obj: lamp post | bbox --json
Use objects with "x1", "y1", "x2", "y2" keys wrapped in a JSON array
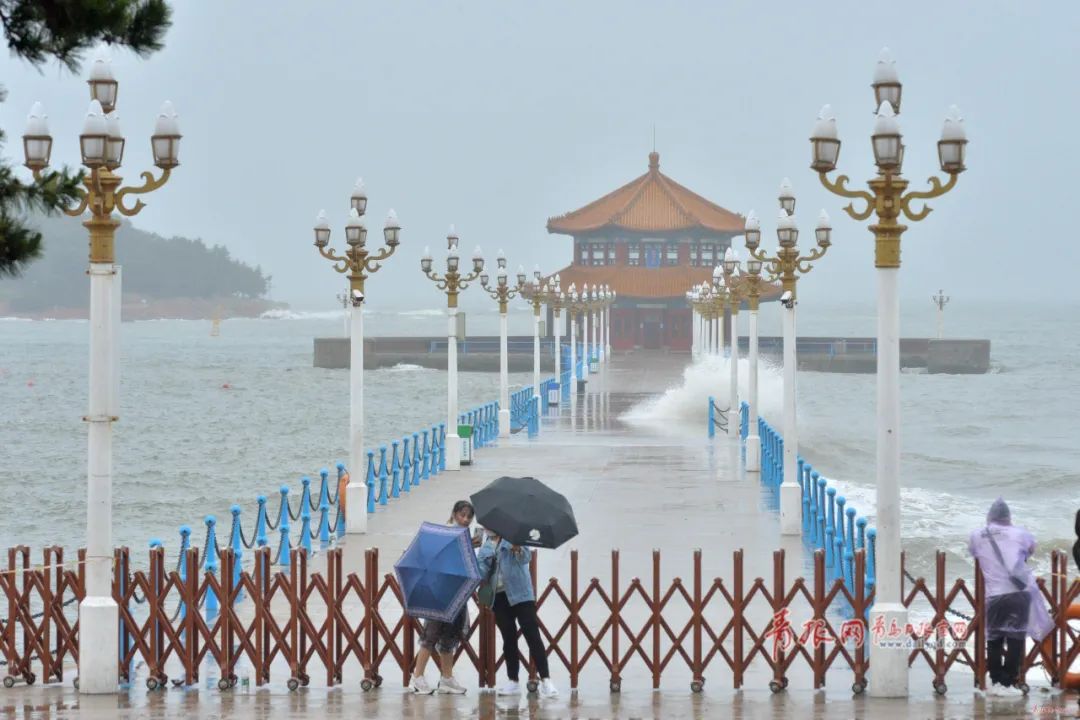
[
  {"x1": 741, "y1": 248, "x2": 765, "y2": 471},
  {"x1": 581, "y1": 284, "x2": 591, "y2": 378},
  {"x1": 722, "y1": 249, "x2": 745, "y2": 442},
  {"x1": 480, "y1": 251, "x2": 526, "y2": 438},
  {"x1": 421, "y1": 229, "x2": 485, "y2": 470},
  {"x1": 931, "y1": 289, "x2": 950, "y2": 339},
  {"x1": 313, "y1": 183, "x2": 401, "y2": 534},
  {"x1": 588, "y1": 286, "x2": 599, "y2": 372},
  {"x1": 686, "y1": 288, "x2": 699, "y2": 358},
  {"x1": 744, "y1": 182, "x2": 833, "y2": 536},
  {"x1": 811, "y1": 48, "x2": 966, "y2": 697},
  {"x1": 524, "y1": 267, "x2": 546, "y2": 402},
  {"x1": 545, "y1": 276, "x2": 565, "y2": 405},
  {"x1": 567, "y1": 283, "x2": 579, "y2": 389},
  {"x1": 21, "y1": 56, "x2": 181, "y2": 695}
]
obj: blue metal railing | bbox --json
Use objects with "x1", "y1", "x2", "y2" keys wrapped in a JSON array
[{"x1": 708, "y1": 400, "x2": 877, "y2": 597}]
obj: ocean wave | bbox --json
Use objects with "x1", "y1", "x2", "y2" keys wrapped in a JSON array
[
  {"x1": 259, "y1": 309, "x2": 351, "y2": 320},
  {"x1": 384, "y1": 363, "x2": 426, "y2": 372},
  {"x1": 620, "y1": 355, "x2": 784, "y2": 426},
  {"x1": 397, "y1": 309, "x2": 445, "y2": 318},
  {"x1": 0, "y1": 317, "x2": 32, "y2": 322}
]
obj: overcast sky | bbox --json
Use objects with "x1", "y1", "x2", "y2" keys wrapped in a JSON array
[{"x1": 1, "y1": 1, "x2": 1076, "y2": 312}]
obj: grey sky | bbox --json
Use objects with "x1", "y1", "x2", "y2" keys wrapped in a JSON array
[{"x1": 1, "y1": 1, "x2": 1075, "y2": 313}]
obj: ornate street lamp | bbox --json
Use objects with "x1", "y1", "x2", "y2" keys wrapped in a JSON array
[
  {"x1": 722, "y1": 248, "x2": 745, "y2": 440},
  {"x1": 811, "y1": 47, "x2": 966, "y2": 698},
  {"x1": 21, "y1": 55, "x2": 180, "y2": 695},
  {"x1": 481, "y1": 251, "x2": 526, "y2": 437},
  {"x1": 744, "y1": 184, "x2": 833, "y2": 533},
  {"x1": 421, "y1": 230, "x2": 485, "y2": 470},
  {"x1": 741, "y1": 234, "x2": 766, "y2": 472},
  {"x1": 312, "y1": 181, "x2": 401, "y2": 532}
]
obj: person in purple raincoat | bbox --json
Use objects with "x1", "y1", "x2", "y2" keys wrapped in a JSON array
[{"x1": 967, "y1": 498, "x2": 1053, "y2": 696}]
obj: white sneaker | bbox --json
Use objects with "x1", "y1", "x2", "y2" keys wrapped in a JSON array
[
  {"x1": 496, "y1": 680, "x2": 520, "y2": 696},
  {"x1": 410, "y1": 675, "x2": 434, "y2": 694},
  {"x1": 539, "y1": 678, "x2": 559, "y2": 698},
  {"x1": 437, "y1": 676, "x2": 466, "y2": 695},
  {"x1": 989, "y1": 682, "x2": 1023, "y2": 698}
]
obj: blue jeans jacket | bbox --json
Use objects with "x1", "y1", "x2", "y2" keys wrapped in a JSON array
[{"x1": 477, "y1": 539, "x2": 534, "y2": 606}]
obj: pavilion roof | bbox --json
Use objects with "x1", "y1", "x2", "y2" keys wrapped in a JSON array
[{"x1": 546, "y1": 152, "x2": 745, "y2": 236}]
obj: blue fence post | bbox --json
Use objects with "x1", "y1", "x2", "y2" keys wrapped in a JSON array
[
  {"x1": 834, "y1": 494, "x2": 846, "y2": 555},
  {"x1": 816, "y1": 477, "x2": 827, "y2": 548},
  {"x1": 412, "y1": 432, "x2": 421, "y2": 486},
  {"x1": 317, "y1": 467, "x2": 331, "y2": 510},
  {"x1": 254, "y1": 496, "x2": 268, "y2": 548},
  {"x1": 431, "y1": 425, "x2": 441, "y2": 475},
  {"x1": 229, "y1": 504, "x2": 244, "y2": 601},
  {"x1": 797, "y1": 458, "x2": 807, "y2": 531},
  {"x1": 318, "y1": 503, "x2": 331, "y2": 548},
  {"x1": 845, "y1": 506, "x2": 857, "y2": 586},
  {"x1": 177, "y1": 525, "x2": 191, "y2": 621},
  {"x1": 866, "y1": 528, "x2": 877, "y2": 595},
  {"x1": 391, "y1": 440, "x2": 401, "y2": 498},
  {"x1": 856, "y1": 517, "x2": 867, "y2": 554},
  {"x1": 825, "y1": 524, "x2": 835, "y2": 573},
  {"x1": 401, "y1": 437, "x2": 412, "y2": 493},
  {"x1": 300, "y1": 497, "x2": 313, "y2": 555},
  {"x1": 377, "y1": 446, "x2": 389, "y2": 506},
  {"x1": 277, "y1": 486, "x2": 291, "y2": 531},
  {"x1": 203, "y1": 515, "x2": 220, "y2": 620},
  {"x1": 439, "y1": 423, "x2": 447, "y2": 471},
  {"x1": 420, "y1": 430, "x2": 431, "y2": 481},
  {"x1": 335, "y1": 462, "x2": 347, "y2": 539},
  {"x1": 826, "y1": 488, "x2": 837, "y2": 555},
  {"x1": 299, "y1": 476, "x2": 313, "y2": 521},
  {"x1": 365, "y1": 450, "x2": 376, "y2": 513},
  {"x1": 278, "y1": 523, "x2": 291, "y2": 568}
]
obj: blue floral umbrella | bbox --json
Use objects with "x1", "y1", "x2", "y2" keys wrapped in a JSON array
[{"x1": 394, "y1": 522, "x2": 482, "y2": 622}]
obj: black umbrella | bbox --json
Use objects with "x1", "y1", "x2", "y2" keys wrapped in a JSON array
[{"x1": 470, "y1": 476, "x2": 578, "y2": 549}]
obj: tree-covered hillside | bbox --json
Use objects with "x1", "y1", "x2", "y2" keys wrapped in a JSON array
[{"x1": 0, "y1": 214, "x2": 270, "y2": 312}]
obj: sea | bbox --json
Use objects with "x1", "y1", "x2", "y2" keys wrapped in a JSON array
[{"x1": 1, "y1": 300, "x2": 1078, "y2": 582}]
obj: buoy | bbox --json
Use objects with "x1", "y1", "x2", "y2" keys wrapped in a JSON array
[
  {"x1": 221, "y1": 383, "x2": 231, "y2": 390},
  {"x1": 1063, "y1": 602, "x2": 1080, "y2": 690}
]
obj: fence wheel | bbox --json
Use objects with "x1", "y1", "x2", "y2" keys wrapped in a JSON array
[
  {"x1": 1017, "y1": 682, "x2": 1029, "y2": 695},
  {"x1": 373, "y1": 674, "x2": 383, "y2": 688},
  {"x1": 933, "y1": 681, "x2": 947, "y2": 696},
  {"x1": 690, "y1": 680, "x2": 704, "y2": 693},
  {"x1": 360, "y1": 678, "x2": 374, "y2": 692},
  {"x1": 2, "y1": 676, "x2": 14, "y2": 689},
  {"x1": 852, "y1": 681, "x2": 866, "y2": 695},
  {"x1": 769, "y1": 680, "x2": 784, "y2": 694},
  {"x1": 287, "y1": 677, "x2": 301, "y2": 692},
  {"x1": 73, "y1": 676, "x2": 79, "y2": 690},
  {"x1": 217, "y1": 678, "x2": 231, "y2": 691},
  {"x1": 526, "y1": 680, "x2": 539, "y2": 693},
  {"x1": 300, "y1": 673, "x2": 310, "y2": 687},
  {"x1": 609, "y1": 680, "x2": 621, "y2": 693}
]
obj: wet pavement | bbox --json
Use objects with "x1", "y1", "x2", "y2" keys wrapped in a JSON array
[
  {"x1": 3, "y1": 352, "x2": 1077, "y2": 717},
  {"x1": 2, "y1": 683, "x2": 1076, "y2": 719}
]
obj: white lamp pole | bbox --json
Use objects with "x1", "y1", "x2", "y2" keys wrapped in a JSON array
[
  {"x1": 528, "y1": 268, "x2": 544, "y2": 401},
  {"x1": 745, "y1": 185, "x2": 833, "y2": 535},
  {"x1": 582, "y1": 284, "x2": 591, "y2": 378},
  {"x1": 723, "y1": 248, "x2": 742, "y2": 439},
  {"x1": 481, "y1": 253, "x2": 525, "y2": 438},
  {"x1": 743, "y1": 233, "x2": 764, "y2": 472},
  {"x1": 421, "y1": 231, "x2": 484, "y2": 470},
  {"x1": 812, "y1": 49, "x2": 966, "y2": 696},
  {"x1": 568, "y1": 283, "x2": 579, "y2": 388},
  {"x1": 21, "y1": 59, "x2": 183, "y2": 694},
  {"x1": 314, "y1": 185, "x2": 401, "y2": 535}
]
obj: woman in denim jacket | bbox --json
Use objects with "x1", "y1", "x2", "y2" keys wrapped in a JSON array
[{"x1": 477, "y1": 532, "x2": 558, "y2": 698}]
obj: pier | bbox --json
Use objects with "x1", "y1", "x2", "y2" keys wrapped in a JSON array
[{"x1": 1, "y1": 354, "x2": 1075, "y2": 718}]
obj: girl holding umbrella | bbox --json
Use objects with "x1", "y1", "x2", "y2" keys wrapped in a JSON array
[
  {"x1": 408, "y1": 500, "x2": 480, "y2": 695},
  {"x1": 472, "y1": 476, "x2": 577, "y2": 699}
]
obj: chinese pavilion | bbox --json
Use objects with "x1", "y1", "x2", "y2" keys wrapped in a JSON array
[{"x1": 547, "y1": 151, "x2": 764, "y2": 351}]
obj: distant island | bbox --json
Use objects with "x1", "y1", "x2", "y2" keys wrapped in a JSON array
[{"x1": 0, "y1": 215, "x2": 286, "y2": 320}]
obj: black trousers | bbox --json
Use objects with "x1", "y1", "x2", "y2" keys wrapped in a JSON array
[
  {"x1": 986, "y1": 591, "x2": 1030, "y2": 687},
  {"x1": 492, "y1": 592, "x2": 549, "y2": 681}
]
